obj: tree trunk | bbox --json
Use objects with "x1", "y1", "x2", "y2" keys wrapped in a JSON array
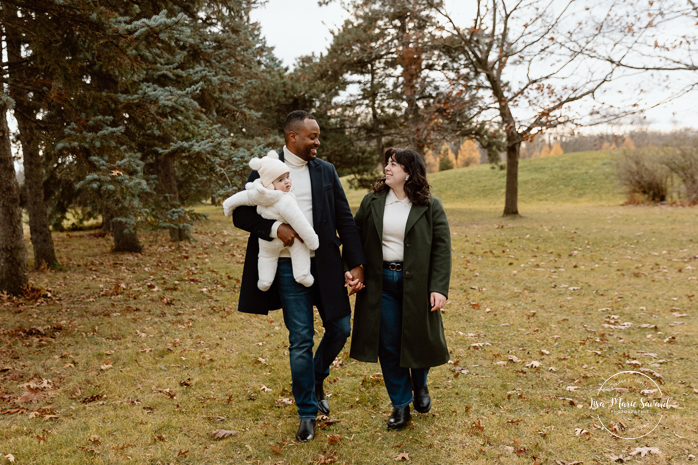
[
  {"x1": 370, "y1": 63, "x2": 384, "y2": 160},
  {"x1": 503, "y1": 135, "x2": 521, "y2": 216},
  {"x1": 0, "y1": 97, "x2": 29, "y2": 294},
  {"x1": 102, "y1": 209, "x2": 113, "y2": 233},
  {"x1": 112, "y1": 220, "x2": 143, "y2": 253},
  {"x1": 155, "y1": 153, "x2": 191, "y2": 242},
  {"x1": 6, "y1": 6, "x2": 59, "y2": 269},
  {"x1": 397, "y1": 14, "x2": 424, "y2": 151}
]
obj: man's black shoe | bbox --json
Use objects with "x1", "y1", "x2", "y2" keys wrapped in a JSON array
[
  {"x1": 413, "y1": 385, "x2": 431, "y2": 413},
  {"x1": 295, "y1": 419, "x2": 316, "y2": 442},
  {"x1": 315, "y1": 382, "x2": 330, "y2": 415},
  {"x1": 387, "y1": 405, "x2": 411, "y2": 430}
]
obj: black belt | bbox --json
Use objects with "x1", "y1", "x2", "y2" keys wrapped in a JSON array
[{"x1": 383, "y1": 261, "x2": 403, "y2": 271}]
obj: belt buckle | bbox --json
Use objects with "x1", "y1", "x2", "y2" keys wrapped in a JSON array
[{"x1": 389, "y1": 262, "x2": 402, "y2": 272}]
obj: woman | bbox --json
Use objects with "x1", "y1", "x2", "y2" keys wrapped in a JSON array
[{"x1": 350, "y1": 147, "x2": 451, "y2": 430}]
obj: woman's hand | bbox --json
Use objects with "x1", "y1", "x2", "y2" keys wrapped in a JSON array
[
  {"x1": 430, "y1": 292, "x2": 446, "y2": 312},
  {"x1": 344, "y1": 266, "x2": 365, "y2": 296}
]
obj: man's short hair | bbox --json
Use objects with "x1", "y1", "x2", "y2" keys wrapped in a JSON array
[{"x1": 283, "y1": 110, "x2": 316, "y2": 136}]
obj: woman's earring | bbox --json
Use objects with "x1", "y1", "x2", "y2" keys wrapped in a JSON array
[{"x1": 405, "y1": 175, "x2": 410, "y2": 181}]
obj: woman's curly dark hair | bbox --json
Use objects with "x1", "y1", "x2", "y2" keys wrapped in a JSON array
[{"x1": 371, "y1": 148, "x2": 431, "y2": 206}]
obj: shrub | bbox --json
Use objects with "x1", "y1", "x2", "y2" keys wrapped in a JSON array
[
  {"x1": 616, "y1": 143, "x2": 698, "y2": 204},
  {"x1": 663, "y1": 145, "x2": 698, "y2": 204},
  {"x1": 615, "y1": 149, "x2": 670, "y2": 203}
]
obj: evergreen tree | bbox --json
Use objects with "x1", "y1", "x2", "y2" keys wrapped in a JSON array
[
  {"x1": 2, "y1": 0, "x2": 271, "y2": 252},
  {"x1": 438, "y1": 152, "x2": 454, "y2": 171}
]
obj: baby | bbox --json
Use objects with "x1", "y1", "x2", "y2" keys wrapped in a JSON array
[{"x1": 223, "y1": 151, "x2": 319, "y2": 291}]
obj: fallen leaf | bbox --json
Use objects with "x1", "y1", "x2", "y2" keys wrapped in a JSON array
[
  {"x1": 395, "y1": 452, "x2": 409, "y2": 461},
  {"x1": 20, "y1": 388, "x2": 47, "y2": 403},
  {"x1": 318, "y1": 419, "x2": 341, "y2": 429},
  {"x1": 606, "y1": 453, "x2": 630, "y2": 462},
  {"x1": 315, "y1": 450, "x2": 339, "y2": 464},
  {"x1": 260, "y1": 385, "x2": 272, "y2": 392},
  {"x1": 270, "y1": 444, "x2": 282, "y2": 455},
  {"x1": 177, "y1": 449, "x2": 188, "y2": 456},
  {"x1": 5, "y1": 454, "x2": 15, "y2": 463},
  {"x1": 470, "y1": 418, "x2": 485, "y2": 433},
  {"x1": 327, "y1": 434, "x2": 342, "y2": 445},
  {"x1": 525, "y1": 361, "x2": 541, "y2": 368},
  {"x1": 629, "y1": 446, "x2": 661, "y2": 457},
  {"x1": 211, "y1": 429, "x2": 237, "y2": 440}
]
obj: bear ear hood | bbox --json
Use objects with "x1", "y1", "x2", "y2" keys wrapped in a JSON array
[
  {"x1": 248, "y1": 151, "x2": 288, "y2": 188},
  {"x1": 246, "y1": 178, "x2": 284, "y2": 206}
]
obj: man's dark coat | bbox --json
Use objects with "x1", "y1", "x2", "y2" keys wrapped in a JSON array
[{"x1": 232, "y1": 151, "x2": 366, "y2": 322}]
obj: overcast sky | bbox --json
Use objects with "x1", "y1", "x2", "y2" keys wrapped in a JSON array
[{"x1": 251, "y1": 0, "x2": 697, "y2": 130}]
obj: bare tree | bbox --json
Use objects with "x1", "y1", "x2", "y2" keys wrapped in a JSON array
[
  {"x1": 591, "y1": 0, "x2": 697, "y2": 74},
  {"x1": 426, "y1": 0, "x2": 645, "y2": 216},
  {"x1": 0, "y1": 95, "x2": 28, "y2": 295}
]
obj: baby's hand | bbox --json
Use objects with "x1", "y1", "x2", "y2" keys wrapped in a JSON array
[{"x1": 305, "y1": 233, "x2": 319, "y2": 251}]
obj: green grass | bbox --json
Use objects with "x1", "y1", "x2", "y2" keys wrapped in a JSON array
[
  {"x1": 1, "y1": 155, "x2": 697, "y2": 464},
  {"x1": 342, "y1": 149, "x2": 624, "y2": 207}
]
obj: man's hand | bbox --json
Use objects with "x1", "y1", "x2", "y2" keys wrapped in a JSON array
[
  {"x1": 344, "y1": 265, "x2": 365, "y2": 296},
  {"x1": 277, "y1": 224, "x2": 303, "y2": 247},
  {"x1": 430, "y1": 292, "x2": 446, "y2": 312}
]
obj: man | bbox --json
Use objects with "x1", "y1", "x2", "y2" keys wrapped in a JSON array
[{"x1": 232, "y1": 110, "x2": 366, "y2": 442}]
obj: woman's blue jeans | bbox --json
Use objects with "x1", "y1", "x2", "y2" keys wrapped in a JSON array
[
  {"x1": 277, "y1": 258, "x2": 351, "y2": 419},
  {"x1": 379, "y1": 265, "x2": 429, "y2": 408}
]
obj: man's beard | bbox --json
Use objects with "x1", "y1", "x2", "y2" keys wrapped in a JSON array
[{"x1": 298, "y1": 143, "x2": 316, "y2": 160}]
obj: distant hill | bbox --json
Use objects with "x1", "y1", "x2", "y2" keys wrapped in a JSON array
[{"x1": 341, "y1": 150, "x2": 624, "y2": 207}]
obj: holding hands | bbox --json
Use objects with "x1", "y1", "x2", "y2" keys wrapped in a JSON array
[{"x1": 344, "y1": 266, "x2": 365, "y2": 296}]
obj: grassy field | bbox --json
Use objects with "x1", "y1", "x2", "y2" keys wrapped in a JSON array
[
  {"x1": 343, "y1": 149, "x2": 625, "y2": 207},
  {"x1": 1, "y1": 151, "x2": 696, "y2": 464}
]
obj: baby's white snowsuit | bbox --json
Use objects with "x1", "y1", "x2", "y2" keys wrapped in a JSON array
[{"x1": 223, "y1": 179, "x2": 319, "y2": 291}]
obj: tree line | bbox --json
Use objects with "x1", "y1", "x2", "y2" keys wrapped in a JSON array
[{"x1": 1, "y1": 0, "x2": 695, "y2": 294}]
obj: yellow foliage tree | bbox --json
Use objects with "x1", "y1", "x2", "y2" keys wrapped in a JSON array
[
  {"x1": 621, "y1": 137, "x2": 635, "y2": 149},
  {"x1": 540, "y1": 144, "x2": 551, "y2": 158},
  {"x1": 439, "y1": 142, "x2": 457, "y2": 171},
  {"x1": 424, "y1": 149, "x2": 438, "y2": 173},
  {"x1": 457, "y1": 139, "x2": 480, "y2": 167},
  {"x1": 549, "y1": 142, "x2": 564, "y2": 156},
  {"x1": 601, "y1": 141, "x2": 617, "y2": 151}
]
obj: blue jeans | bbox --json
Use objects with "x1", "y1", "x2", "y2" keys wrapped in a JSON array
[
  {"x1": 277, "y1": 258, "x2": 351, "y2": 419},
  {"x1": 379, "y1": 265, "x2": 429, "y2": 408}
]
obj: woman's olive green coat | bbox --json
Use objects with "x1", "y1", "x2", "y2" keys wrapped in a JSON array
[{"x1": 349, "y1": 191, "x2": 451, "y2": 368}]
